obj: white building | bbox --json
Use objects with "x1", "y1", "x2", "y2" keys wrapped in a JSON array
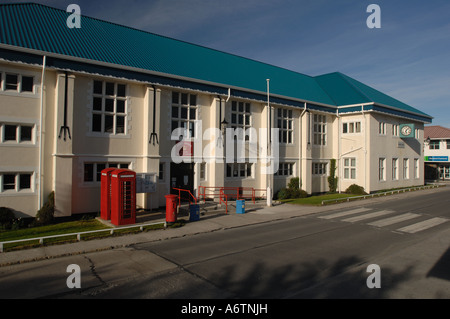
[
  {"x1": 424, "y1": 125, "x2": 450, "y2": 181},
  {"x1": 0, "y1": 3, "x2": 433, "y2": 217}
]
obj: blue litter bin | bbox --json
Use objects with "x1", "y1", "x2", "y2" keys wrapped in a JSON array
[
  {"x1": 189, "y1": 204, "x2": 200, "y2": 222},
  {"x1": 236, "y1": 199, "x2": 245, "y2": 214}
]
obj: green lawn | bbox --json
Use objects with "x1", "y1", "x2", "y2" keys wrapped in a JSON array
[
  {"x1": 0, "y1": 219, "x2": 111, "y2": 242},
  {"x1": 281, "y1": 193, "x2": 360, "y2": 206}
]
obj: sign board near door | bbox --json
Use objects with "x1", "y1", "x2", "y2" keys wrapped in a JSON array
[{"x1": 136, "y1": 173, "x2": 157, "y2": 193}]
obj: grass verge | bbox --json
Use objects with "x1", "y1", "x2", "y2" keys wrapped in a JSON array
[{"x1": 280, "y1": 193, "x2": 360, "y2": 206}]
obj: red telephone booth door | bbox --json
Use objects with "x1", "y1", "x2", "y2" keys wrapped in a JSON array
[
  {"x1": 100, "y1": 168, "x2": 116, "y2": 220},
  {"x1": 111, "y1": 169, "x2": 136, "y2": 226}
]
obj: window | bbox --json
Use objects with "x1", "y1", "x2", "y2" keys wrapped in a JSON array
[
  {"x1": 277, "y1": 108, "x2": 293, "y2": 144},
  {"x1": 379, "y1": 122, "x2": 386, "y2": 135},
  {"x1": 415, "y1": 128, "x2": 420, "y2": 139},
  {"x1": 159, "y1": 163, "x2": 165, "y2": 181},
  {"x1": 429, "y1": 140, "x2": 439, "y2": 150},
  {"x1": 392, "y1": 124, "x2": 399, "y2": 137},
  {"x1": 312, "y1": 163, "x2": 327, "y2": 175},
  {"x1": 392, "y1": 158, "x2": 398, "y2": 180},
  {"x1": 172, "y1": 92, "x2": 197, "y2": 138},
  {"x1": 84, "y1": 162, "x2": 129, "y2": 183},
  {"x1": 313, "y1": 114, "x2": 326, "y2": 146},
  {"x1": 230, "y1": 101, "x2": 251, "y2": 141},
  {"x1": 446, "y1": 140, "x2": 450, "y2": 149},
  {"x1": 1, "y1": 173, "x2": 33, "y2": 192},
  {"x1": 226, "y1": 163, "x2": 253, "y2": 178},
  {"x1": 276, "y1": 163, "x2": 294, "y2": 176},
  {"x1": 379, "y1": 158, "x2": 386, "y2": 181},
  {"x1": 0, "y1": 73, "x2": 34, "y2": 93},
  {"x1": 92, "y1": 80, "x2": 127, "y2": 134},
  {"x1": 403, "y1": 158, "x2": 409, "y2": 180},
  {"x1": 343, "y1": 121, "x2": 361, "y2": 134},
  {"x1": 199, "y1": 163, "x2": 206, "y2": 181},
  {"x1": 414, "y1": 158, "x2": 419, "y2": 179},
  {"x1": 1, "y1": 124, "x2": 34, "y2": 143},
  {"x1": 343, "y1": 158, "x2": 356, "y2": 179}
]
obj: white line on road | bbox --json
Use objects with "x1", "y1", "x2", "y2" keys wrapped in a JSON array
[
  {"x1": 367, "y1": 213, "x2": 421, "y2": 227},
  {"x1": 397, "y1": 217, "x2": 449, "y2": 234},
  {"x1": 318, "y1": 207, "x2": 371, "y2": 220},
  {"x1": 342, "y1": 210, "x2": 395, "y2": 223}
]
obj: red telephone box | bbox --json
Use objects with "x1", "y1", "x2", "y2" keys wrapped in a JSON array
[
  {"x1": 111, "y1": 169, "x2": 136, "y2": 226},
  {"x1": 100, "y1": 168, "x2": 116, "y2": 220}
]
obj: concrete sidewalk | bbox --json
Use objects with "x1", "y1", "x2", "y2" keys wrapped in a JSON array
[{"x1": 0, "y1": 186, "x2": 447, "y2": 267}]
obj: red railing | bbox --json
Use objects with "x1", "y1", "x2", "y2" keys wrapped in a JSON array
[{"x1": 172, "y1": 187, "x2": 197, "y2": 207}]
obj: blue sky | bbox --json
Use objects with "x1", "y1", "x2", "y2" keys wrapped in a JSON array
[{"x1": 3, "y1": 0, "x2": 450, "y2": 127}]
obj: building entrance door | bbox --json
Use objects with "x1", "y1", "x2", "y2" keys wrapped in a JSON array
[{"x1": 170, "y1": 162, "x2": 194, "y2": 194}]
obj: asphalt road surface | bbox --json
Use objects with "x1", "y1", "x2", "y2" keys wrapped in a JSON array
[{"x1": 1, "y1": 187, "x2": 449, "y2": 300}]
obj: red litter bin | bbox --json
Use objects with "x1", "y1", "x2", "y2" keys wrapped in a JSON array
[{"x1": 165, "y1": 194, "x2": 178, "y2": 224}]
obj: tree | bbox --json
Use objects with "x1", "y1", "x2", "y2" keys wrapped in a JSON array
[{"x1": 328, "y1": 159, "x2": 338, "y2": 193}]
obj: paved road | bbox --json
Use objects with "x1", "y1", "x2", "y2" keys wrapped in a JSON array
[{"x1": 1, "y1": 186, "x2": 449, "y2": 300}]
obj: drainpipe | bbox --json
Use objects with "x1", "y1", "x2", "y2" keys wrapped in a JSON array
[
  {"x1": 38, "y1": 55, "x2": 46, "y2": 209},
  {"x1": 266, "y1": 79, "x2": 272, "y2": 206},
  {"x1": 336, "y1": 108, "x2": 341, "y2": 193},
  {"x1": 299, "y1": 103, "x2": 307, "y2": 189}
]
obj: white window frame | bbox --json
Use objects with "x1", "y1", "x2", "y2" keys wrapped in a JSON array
[
  {"x1": 392, "y1": 124, "x2": 399, "y2": 137},
  {"x1": 313, "y1": 114, "x2": 327, "y2": 146},
  {"x1": 91, "y1": 80, "x2": 128, "y2": 135},
  {"x1": 379, "y1": 158, "x2": 386, "y2": 181},
  {"x1": 342, "y1": 121, "x2": 361, "y2": 134},
  {"x1": 312, "y1": 162, "x2": 327, "y2": 176},
  {"x1": 276, "y1": 108, "x2": 293, "y2": 144},
  {"x1": 429, "y1": 140, "x2": 440, "y2": 150},
  {"x1": 0, "y1": 123, "x2": 35, "y2": 144},
  {"x1": 343, "y1": 157, "x2": 356, "y2": 180},
  {"x1": 392, "y1": 158, "x2": 399, "y2": 181},
  {"x1": 226, "y1": 163, "x2": 253, "y2": 179},
  {"x1": 199, "y1": 162, "x2": 207, "y2": 181},
  {"x1": 83, "y1": 162, "x2": 130, "y2": 184},
  {"x1": 403, "y1": 158, "x2": 409, "y2": 180},
  {"x1": 172, "y1": 91, "x2": 198, "y2": 138},
  {"x1": 414, "y1": 158, "x2": 420, "y2": 179},
  {"x1": 379, "y1": 122, "x2": 386, "y2": 135},
  {"x1": 0, "y1": 71, "x2": 35, "y2": 94},
  {"x1": 276, "y1": 163, "x2": 294, "y2": 177},
  {"x1": 0, "y1": 172, "x2": 34, "y2": 193}
]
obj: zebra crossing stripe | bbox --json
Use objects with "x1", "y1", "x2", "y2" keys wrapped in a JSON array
[
  {"x1": 319, "y1": 207, "x2": 371, "y2": 220},
  {"x1": 397, "y1": 217, "x2": 448, "y2": 234},
  {"x1": 367, "y1": 213, "x2": 421, "y2": 227},
  {"x1": 342, "y1": 210, "x2": 395, "y2": 223}
]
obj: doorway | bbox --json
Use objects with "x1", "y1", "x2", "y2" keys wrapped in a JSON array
[{"x1": 170, "y1": 162, "x2": 194, "y2": 194}]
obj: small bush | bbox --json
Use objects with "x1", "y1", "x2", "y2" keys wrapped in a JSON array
[
  {"x1": 35, "y1": 191, "x2": 55, "y2": 226},
  {"x1": 0, "y1": 207, "x2": 15, "y2": 230},
  {"x1": 287, "y1": 177, "x2": 300, "y2": 191},
  {"x1": 345, "y1": 184, "x2": 368, "y2": 195},
  {"x1": 289, "y1": 188, "x2": 308, "y2": 199},
  {"x1": 276, "y1": 188, "x2": 291, "y2": 200}
]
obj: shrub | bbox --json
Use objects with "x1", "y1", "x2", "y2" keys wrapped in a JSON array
[
  {"x1": 327, "y1": 159, "x2": 338, "y2": 193},
  {"x1": 345, "y1": 184, "x2": 368, "y2": 195},
  {"x1": 287, "y1": 177, "x2": 300, "y2": 191},
  {"x1": 289, "y1": 188, "x2": 308, "y2": 199},
  {"x1": 276, "y1": 188, "x2": 291, "y2": 200},
  {"x1": 0, "y1": 207, "x2": 15, "y2": 229},
  {"x1": 35, "y1": 191, "x2": 55, "y2": 226}
]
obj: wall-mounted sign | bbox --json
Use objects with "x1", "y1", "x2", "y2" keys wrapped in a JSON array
[
  {"x1": 136, "y1": 173, "x2": 157, "y2": 193},
  {"x1": 425, "y1": 156, "x2": 449, "y2": 162},
  {"x1": 399, "y1": 124, "x2": 415, "y2": 138}
]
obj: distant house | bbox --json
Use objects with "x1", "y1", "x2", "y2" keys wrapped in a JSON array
[{"x1": 424, "y1": 126, "x2": 450, "y2": 181}]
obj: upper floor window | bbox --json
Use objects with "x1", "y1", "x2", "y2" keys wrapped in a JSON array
[
  {"x1": 172, "y1": 92, "x2": 197, "y2": 138},
  {"x1": 379, "y1": 122, "x2": 386, "y2": 135},
  {"x1": 392, "y1": 124, "x2": 399, "y2": 137},
  {"x1": 0, "y1": 72, "x2": 34, "y2": 93},
  {"x1": 0, "y1": 172, "x2": 33, "y2": 193},
  {"x1": 343, "y1": 121, "x2": 361, "y2": 134},
  {"x1": 276, "y1": 108, "x2": 293, "y2": 144},
  {"x1": 429, "y1": 140, "x2": 439, "y2": 150},
  {"x1": 313, "y1": 114, "x2": 326, "y2": 146},
  {"x1": 92, "y1": 80, "x2": 127, "y2": 135}
]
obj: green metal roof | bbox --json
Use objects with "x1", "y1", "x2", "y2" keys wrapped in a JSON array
[
  {"x1": 315, "y1": 72, "x2": 432, "y2": 119},
  {"x1": 0, "y1": 3, "x2": 432, "y2": 122}
]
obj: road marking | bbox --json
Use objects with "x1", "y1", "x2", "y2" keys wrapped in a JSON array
[
  {"x1": 319, "y1": 207, "x2": 371, "y2": 220},
  {"x1": 397, "y1": 217, "x2": 449, "y2": 234},
  {"x1": 367, "y1": 213, "x2": 421, "y2": 227},
  {"x1": 342, "y1": 210, "x2": 395, "y2": 223}
]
